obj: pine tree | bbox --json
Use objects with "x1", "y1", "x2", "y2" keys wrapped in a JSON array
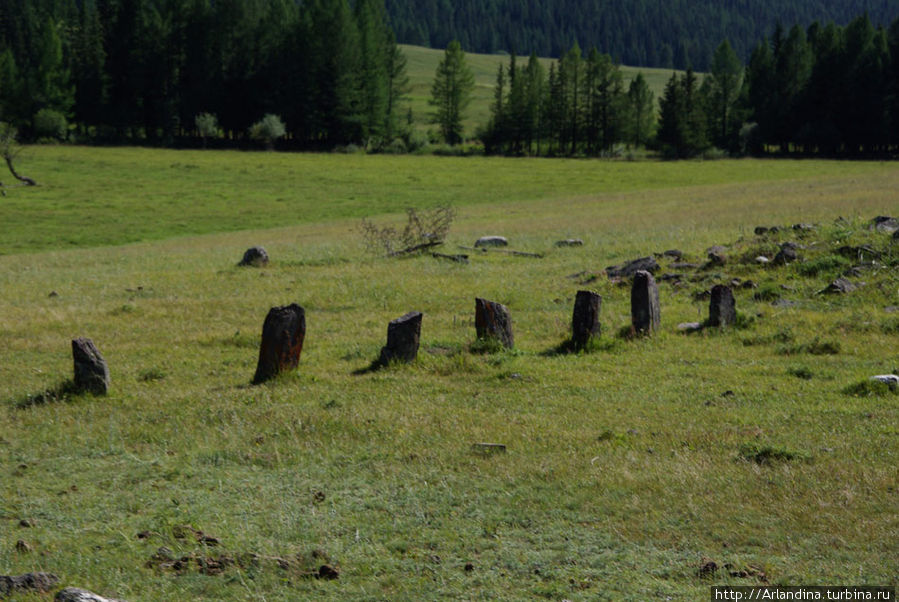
[
  {"x1": 429, "y1": 39, "x2": 474, "y2": 144},
  {"x1": 708, "y1": 39, "x2": 743, "y2": 151},
  {"x1": 625, "y1": 72, "x2": 654, "y2": 148}
]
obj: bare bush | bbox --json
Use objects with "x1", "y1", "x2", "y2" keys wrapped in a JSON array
[{"x1": 360, "y1": 205, "x2": 456, "y2": 256}]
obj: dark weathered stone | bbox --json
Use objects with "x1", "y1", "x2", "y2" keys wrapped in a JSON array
[
  {"x1": 0, "y1": 573, "x2": 59, "y2": 596},
  {"x1": 792, "y1": 223, "x2": 815, "y2": 231},
  {"x1": 252, "y1": 304, "x2": 305, "y2": 384},
  {"x1": 571, "y1": 290, "x2": 601, "y2": 349},
  {"x1": 474, "y1": 236, "x2": 508, "y2": 248},
  {"x1": 72, "y1": 338, "x2": 109, "y2": 395},
  {"x1": 819, "y1": 278, "x2": 857, "y2": 295},
  {"x1": 754, "y1": 226, "x2": 769, "y2": 235},
  {"x1": 606, "y1": 256, "x2": 659, "y2": 278},
  {"x1": 56, "y1": 588, "x2": 125, "y2": 602},
  {"x1": 706, "y1": 249, "x2": 726, "y2": 266},
  {"x1": 773, "y1": 243, "x2": 798, "y2": 265},
  {"x1": 474, "y1": 298, "x2": 513, "y2": 348},
  {"x1": 378, "y1": 311, "x2": 422, "y2": 365},
  {"x1": 662, "y1": 249, "x2": 683, "y2": 259},
  {"x1": 708, "y1": 285, "x2": 736, "y2": 327},
  {"x1": 631, "y1": 270, "x2": 660, "y2": 336},
  {"x1": 239, "y1": 246, "x2": 269, "y2": 267},
  {"x1": 555, "y1": 238, "x2": 584, "y2": 247},
  {"x1": 872, "y1": 216, "x2": 899, "y2": 233}
]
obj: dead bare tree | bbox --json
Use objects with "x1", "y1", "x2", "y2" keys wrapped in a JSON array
[
  {"x1": 0, "y1": 123, "x2": 37, "y2": 189},
  {"x1": 360, "y1": 205, "x2": 457, "y2": 256}
]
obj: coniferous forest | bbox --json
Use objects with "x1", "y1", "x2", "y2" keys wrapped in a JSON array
[{"x1": 1, "y1": 0, "x2": 899, "y2": 157}]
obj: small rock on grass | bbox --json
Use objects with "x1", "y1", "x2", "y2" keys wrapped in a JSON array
[
  {"x1": 239, "y1": 246, "x2": 269, "y2": 267},
  {"x1": 870, "y1": 375, "x2": 898, "y2": 390},
  {"x1": 474, "y1": 236, "x2": 508, "y2": 248},
  {"x1": 56, "y1": 588, "x2": 126, "y2": 602}
]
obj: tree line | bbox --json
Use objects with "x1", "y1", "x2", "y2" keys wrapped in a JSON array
[
  {"x1": 384, "y1": 0, "x2": 896, "y2": 71},
  {"x1": 0, "y1": 0, "x2": 410, "y2": 149},
  {"x1": 471, "y1": 14, "x2": 899, "y2": 158}
]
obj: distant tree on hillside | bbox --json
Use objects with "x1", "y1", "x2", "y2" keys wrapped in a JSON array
[{"x1": 429, "y1": 40, "x2": 474, "y2": 144}]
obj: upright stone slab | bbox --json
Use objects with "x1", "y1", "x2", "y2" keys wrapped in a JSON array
[
  {"x1": 378, "y1": 311, "x2": 423, "y2": 365},
  {"x1": 708, "y1": 285, "x2": 736, "y2": 327},
  {"x1": 475, "y1": 298, "x2": 514, "y2": 348},
  {"x1": 571, "y1": 290, "x2": 602, "y2": 349},
  {"x1": 252, "y1": 304, "x2": 305, "y2": 384},
  {"x1": 630, "y1": 270, "x2": 660, "y2": 336},
  {"x1": 72, "y1": 338, "x2": 109, "y2": 395}
]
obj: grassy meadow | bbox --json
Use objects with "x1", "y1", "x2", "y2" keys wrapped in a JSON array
[{"x1": 1, "y1": 147, "x2": 898, "y2": 600}]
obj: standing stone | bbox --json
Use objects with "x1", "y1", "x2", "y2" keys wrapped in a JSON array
[
  {"x1": 378, "y1": 311, "x2": 423, "y2": 365},
  {"x1": 571, "y1": 290, "x2": 602, "y2": 349},
  {"x1": 708, "y1": 285, "x2": 736, "y2": 327},
  {"x1": 72, "y1": 338, "x2": 110, "y2": 395},
  {"x1": 252, "y1": 304, "x2": 305, "y2": 384},
  {"x1": 239, "y1": 246, "x2": 269, "y2": 267},
  {"x1": 475, "y1": 298, "x2": 513, "y2": 348},
  {"x1": 631, "y1": 270, "x2": 660, "y2": 336}
]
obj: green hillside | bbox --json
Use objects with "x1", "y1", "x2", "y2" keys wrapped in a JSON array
[{"x1": 402, "y1": 44, "x2": 677, "y2": 138}]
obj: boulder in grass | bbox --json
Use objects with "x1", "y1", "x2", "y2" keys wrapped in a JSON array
[
  {"x1": 56, "y1": 588, "x2": 126, "y2": 602},
  {"x1": 0, "y1": 573, "x2": 59, "y2": 596},
  {"x1": 72, "y1": 338, "x2": 110, "y2": 395},
  {"x1": 606, "y1": 256, "x2": 659, "y2": 278},
  {"x1": 474, "y1": 236, "x2": 508, "y2": 248},
  {"x1": 239, "y1": 246, "x2": 269, "y2": 267},
  {"x1": 819, "y1": 277, "x2": 857, "y2": 295},
  {"x1": 870, "y1": 375, "x2": 898, "y2": 390},
  {"x1": 871, "y1": 216, "x2": 899, "y2": 234}
]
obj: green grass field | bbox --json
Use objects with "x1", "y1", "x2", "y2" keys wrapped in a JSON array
[
  {"x1": 1, "y1": 147, "x2": 898, "y2": 600},
  {"x1": 401, "y1": 44, "x2": 678, "y2": 138}
]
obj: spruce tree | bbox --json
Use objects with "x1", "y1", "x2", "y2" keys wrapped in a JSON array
[{"x1": 429, "y1": 39, "x2": 474, "y2": 145}]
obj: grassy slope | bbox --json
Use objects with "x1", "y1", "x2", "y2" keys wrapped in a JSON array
[
  {"x1": 1, "y1": 151, "x2": 898, "y2": 600},
  {"x1": 1, "y1": 145, "x2": 892, "y2": 255},
  {"x1": 401, "y1": 44, "x2": 677, "y2": 137}
]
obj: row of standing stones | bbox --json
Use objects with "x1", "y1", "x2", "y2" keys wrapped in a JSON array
[{"x1": 66, "y1": 270, "x2": 734, "y2": 393}]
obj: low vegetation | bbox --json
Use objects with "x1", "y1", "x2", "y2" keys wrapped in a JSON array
[{"x1": 0, "y1": 150, "x2": 897, "y2": 600}]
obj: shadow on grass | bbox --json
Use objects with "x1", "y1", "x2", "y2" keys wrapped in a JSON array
[
  {"x1": 14, "y1": 380, "x2": 81, "y2": 409},
  {"x1": 540, "y1": 337, "x2": 623, "y2": 357}
]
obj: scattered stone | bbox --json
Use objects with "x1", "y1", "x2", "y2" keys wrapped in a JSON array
[
  {"x1": 708, "y1": 285, "x2": 736, "y2": 328},
  {"x1": 662, "y1": 249, "x2": 683, "y2": 259},
  {"x1": 819, "y1": 277, "x2": 857, "y2": 295},
  {"x1": 378, "y1": 311, "x2": 422, "y2": 365},
  {"x1": 252, "y1": 304, "x2": 306, "y2": 385},
  {"x1": 49, "y1": 290, "x2": 59, "y2": 298},
  {"x1": 56, "y1": 588, "x2": 126, "y2": 602},
  {"x1": 843, "y1": 266, "x2": 865, "y2": 278},
  {"x1": 871, "y1": 216, "x2": 899, "y2": 233},
  {"x1": 753, "y1": 226, "x2": 769, "y2": 235},
  {"x1": 18, "y1": 518, "x2": 33, "y2": 528},
  {"x1": 238, "y1": 246, "x2": 269, "y2": 267},
  {"x1": 870, "y1": 375, "x2": 899, "y2": 390},
  {"x1": 755, "y1": 256, "x2": 770, "y2": 264},
  {"x1": 571, "y1": 290, "x2": 602, "y2": 350},
  {"x1": 474, "y1": 298, "x2": 514, "y2": 349},
  {"x1": 471, "y1": 443, "x2": 507, "y2": 454},
  {"x1": 474, "y1": 236, "x2": 508, "y2": 248},
  {"x1": 0, "y1": 573, "x2": 58, "y2": 596},
  {"x1": 431, "y1": 252, "x2": 469, "y2": 264},
  {"x1": 792, "y1": 223, "x2": 815, "y2": 231},
  {"x1": 15, "y1": 539, "x2": 31, "y2": 553},
  {"x1": 740, "y1": 280, "x2": 758, "y2": 289},
  {"x1": 693, "y1": 289, "x2": 711, "y2": 301},
  {"x1": 773, "y1": 243, "x2": 798, "y2": 265},
  {"x1": 464, "y1": 562, "x2": 475, "y2": 572},
  {"x1": 697, "y1": 558, "x2": 718, "y2": 577},
  {"x1": 555, "y1": 238, "x2": 584, "y2": 247},
  {"x1": 706, "y1": 246, "x2": 727, "y2": 266},
  {"x1": 659, "y1": 273, "x2": 683, "y2": 282},
  {"x1": 606, "y1": 256, "x2": 659, "y2": 278},
  {"x1": 317, "y1": 565, "x2": 339, "y2": 580},
  {"x1": 72, "y1": 337, "x2": 110, "y2": 395},
  {"x1": 677, "y1": 322, "x2": 703, "y2": 333},
  {"x1": 631, "y1": 270, "x2": 660, "y2": 336}
]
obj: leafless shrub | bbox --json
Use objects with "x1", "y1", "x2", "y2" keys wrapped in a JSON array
[{"x1": 360, "y1": 205, "x2": 456, "y2": 256}]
